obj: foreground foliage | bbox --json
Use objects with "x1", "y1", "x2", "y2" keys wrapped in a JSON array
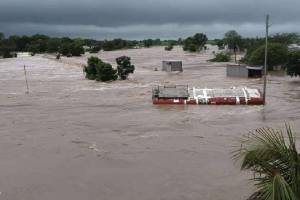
[{"x1": 235, "y1": 124, "x2": 300, "y2": 200}]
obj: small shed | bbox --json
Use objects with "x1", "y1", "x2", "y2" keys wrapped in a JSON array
[
  {"x1": 227, "y1": 64, "x2": 263, "y2": 78},
  {"x1": 162, "y1": 61, "x2": 183, "y2": 72}
]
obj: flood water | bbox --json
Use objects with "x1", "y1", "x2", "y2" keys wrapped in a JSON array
[{"x1": 0, "y1": 46, "x2": 300, "y2": 200}]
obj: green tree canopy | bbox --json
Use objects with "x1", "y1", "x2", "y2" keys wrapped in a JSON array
[
  {"x1": 0, "y1": 32, "x2": 4, "y2": 41},
  {"x1": 116, "y1": 56, "x2": 135, "y2": 80},
  {"x1": 224, "y1": 30, "x2": 243, "y2": 50},
  {"x1": 286, "y1": 50, "x2": 300, "y2": 77},
  {"x1": 247, "y1": 43, "x2": 288, "y2": 70},
  {"x1": 270, "y1": 33, "x2": 299, "y2": 45},
  {"x1": 183, "y1": 33, "x2": 208, "y2": 52},
  {"x1": 84, "y1": 57, "x2": 117, "y2": 82}
]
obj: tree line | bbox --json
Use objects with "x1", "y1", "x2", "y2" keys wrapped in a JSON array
[
  {"x1": 0, "y1": 32, "x2": 182, "y2": 58},
  {"x1": 1, "y1": 31, "x2": 299, "y2": 76}
]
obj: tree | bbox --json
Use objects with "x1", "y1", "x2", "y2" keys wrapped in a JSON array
[
  {"x1": 235, "y1": 124, "x2": 300, "y2": 200},
  {"x1": 247, "y1": 43, "x2": 288, "y2": 70},
  {"x1": 224, "y1": 30, "x2": 243, "y2": 62},
  {"x1": 59, "y1": 41, "x2": 84, "y2": 57},
  {"x1": 59, "y1": 42, "x2": 72, "y2": 56},
  {"x1": 216, "y1": 39, "x2": 225, "y2": 49},
  {"x1": 0, "y1": 32, "x2": 4, "y2": 41},
  {"x1": 116, "y1": 56, "x2": 135, "y2": 80},
  {"x1": 270, "y1": 33, "x2": 299, "y2": 45},
  {"x1": 224, "y1": 30, "x2": 242, "y2": 50},
  {"x1": 70, "y1": 42, "x2": 84, "y2": 56},
  {"x1": 96, "y1": 62, "x2": 118, "y2": 81},
  {"x1": 286, "y1": 50, "x2": 300, "y2": 77},
  {"x1": 165, "y1": 43, "x2": 173, "y2": 51},
  {"x1": 47, "y1": 38, "x2": 61, "y2": 53},
  {"x1": 0, "y1": 39, "x2": 16, "y2": 57},
  {"x1": 143, "y1": 39, "x2": 153, "y2": 48},
  {"x1": 193, "y1": 33, "x2": 208, "y2": 49},
  {"x1": 83, "y1": 56, "x2": 99, "y2": 80},
  {"x1": 84, "y1": 57, "x2": 117, "y2": 82},
  {"x1": 183, "y1": 33, "x2": 208, "y2": 52}
]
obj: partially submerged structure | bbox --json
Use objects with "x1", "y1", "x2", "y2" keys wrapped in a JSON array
[
  {"x1": 226, "y1": 64, "x2": 263, "y2": 78},
  {"x1": 152, "y1": 85, "x2": 263, "y2": 105},
  {"x1": 17, "y1": 52, "x2": 31, "y2": 57},
  {"x1": 162, "y1": 61, "x2": 183, "y2": 72}
]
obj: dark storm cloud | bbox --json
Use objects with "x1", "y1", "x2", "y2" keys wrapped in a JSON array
[{"x1": 0, "y1": 0, "x2": 300, "y2": 39}]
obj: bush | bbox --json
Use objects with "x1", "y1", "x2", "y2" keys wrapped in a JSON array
[
  {"x1": 116, "y1": 56, "x2": 135, "y2": 80},
  {"x1": 3, "y1": 51, "x2": 14, "y2": 58},
  {"x1": 209, "y1": 52, "x2": 231, "y2": 62},
  {"x1": 246, "y1": 43, "x2": 288, "y2": 70},
  {"x1": 165, "y1": 44, "x2": 173, "y2": 51},
  {"x1": 84, "y1": 57, "x2": 117, "y2": 82},
  {"x1": 286, "y1": 50, "x2": 300, "y2": 77}
]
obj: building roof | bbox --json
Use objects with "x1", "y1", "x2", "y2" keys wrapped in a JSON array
[
  {"x1": 155, "y1": 85, "x2": 189, "y2": 99},
  {"x1": 246, "y1": 66, "x2": 263, "y2": 70}
]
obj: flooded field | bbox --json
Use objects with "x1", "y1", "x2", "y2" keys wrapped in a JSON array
[{"x1": 0, "y1": 46, "x2": 300, "y2": 200}]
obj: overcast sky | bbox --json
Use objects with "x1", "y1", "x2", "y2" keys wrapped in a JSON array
[{"x1": 0, "y1": 0, "x2": 299, "y2": 39}]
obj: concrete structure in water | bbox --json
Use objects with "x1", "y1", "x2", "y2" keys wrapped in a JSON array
[
  {"x1": 226, "y1": 64, "x2": 263, "y2": 78},
  {"x1": 162, "y1": 61, "x2": 183, "y2": 72},
  {"x1": 152, "y1": 85, "x2": 263, "y2": 105}
]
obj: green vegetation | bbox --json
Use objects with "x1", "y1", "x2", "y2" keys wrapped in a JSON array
[
  {"x1": 245, "y1": 43, "x2": 288, "y2": 70},
  {"x1": 0, "y1": 32, "x2": 4, "y2": 41},
  {"x1": 286, "y1": 50, "x2": 300, "y2": 77},
  {"x1": 84, "y1": 56, "x2": 135, "y2": 82},
  {"x1": 224, "y1": 30, "x2": 243, "y2": 62},
  {"x1": 0, "y1": 33, "x2": 183, "y2": 58},
  {"x1": 209, "y1": 52, "x2": 231, "y2": 62},
  {"x1": 224, "y1": 30, "x2": 243, "y2": 51},
  {"x1": 235, "y1": 124, "x2": 300, "y2": 200},
  {"x1": 0, "y1": 34, "x2": 85, "y2": 57},
  {"x1": 165, "y1": 43, "x2": 173, "y2": 51},
  {"x1": 102, "y1": 39, "x2": 138, "y2": 51},
  {"x1": 83, "y1": 57, "x2": 117, "y2": 81},
  {"x1": 116, "y1": 56, "x2": 135, "y2": 80},
  {"x1": 183, "y1": 33, "x2": 208, "y2": 52}
]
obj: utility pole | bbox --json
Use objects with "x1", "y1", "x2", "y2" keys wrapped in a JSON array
[
  {"x1": 23, "y1": 65, "x2": 29, "y2": 94},
  {"x1": 263, "y1": 14, "x2": 270, "y2": 105}
]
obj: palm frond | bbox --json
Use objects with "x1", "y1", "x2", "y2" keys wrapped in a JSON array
[{"x1": 234, "y1": 124, "x2": 300, "y2": 200}]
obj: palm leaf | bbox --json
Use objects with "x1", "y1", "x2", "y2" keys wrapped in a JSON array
[{"x1": 235, "y1": 124, "x2": 300, "y2": 200}]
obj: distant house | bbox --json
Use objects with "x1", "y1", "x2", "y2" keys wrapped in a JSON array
[
  {"x1": 227, "y1": 64, "x2": 263, "y2": 78},
  {"x1": 162, "y1": 61, "x2": 183, "y2": 72}
]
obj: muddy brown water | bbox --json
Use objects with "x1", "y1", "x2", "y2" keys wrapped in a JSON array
[{"x1": 0, "y1": 46, "x2": 300, "y2": 200}]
